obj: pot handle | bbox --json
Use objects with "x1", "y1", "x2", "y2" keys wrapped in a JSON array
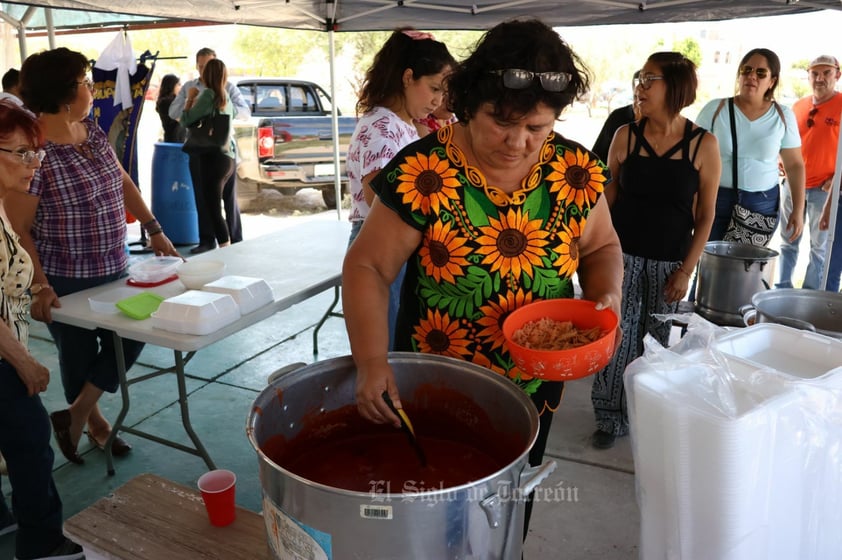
[
  {"x1": 775, "y1": 316, "x2": 817, "y2": 332},
  {"x1": 738, "y1": 304, "x2": 756, "y2": 327},
  {"x1": 519, "y1": 460, "x2": 557, "y2": 496},
  {"x1": 267, "y1": 362, "x2": 307, "y2": 384},
  {"x1": 478, "y1": 460, "x2": 557, "y2": 529}
]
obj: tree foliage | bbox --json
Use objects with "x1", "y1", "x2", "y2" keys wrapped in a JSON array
[{"x1": 673, "y1": 37, "x2": 702, "y2": 67}]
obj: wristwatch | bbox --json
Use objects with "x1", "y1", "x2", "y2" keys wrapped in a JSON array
[{"x1": 30, "y1": 283, "x2": 51, "y2": 295}]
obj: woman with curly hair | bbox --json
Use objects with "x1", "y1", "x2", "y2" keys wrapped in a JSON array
[{"x1": 343, "y1": 19, "x2": 623, "y2": 538}]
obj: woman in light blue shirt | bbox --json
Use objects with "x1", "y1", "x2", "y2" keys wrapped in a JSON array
[{"x1": 696, "y1": 48, "x2": 805, "y2": 243}]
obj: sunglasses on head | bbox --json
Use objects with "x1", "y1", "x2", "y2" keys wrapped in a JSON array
[
  {"x1": 739, "y1": 65, "x2": 770, "y2": 79},
  {"x1": 807, "y1": 107, "x2": 818, "y2": 128},
  {"x1": 490, "y1": 69, "x2": 572, "y2": 92}
]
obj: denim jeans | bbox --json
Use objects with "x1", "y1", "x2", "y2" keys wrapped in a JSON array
[
  {"x1": 689, "y1": 185, "x2": 780, "y2": 302},
  {"x1": 46, "y1": 272, "x2": 145, "y2": 403},
  {"x1": 709, "y1": 185, "x2": 781, "y2": 242},
  {"x1": 777, "y1": 183, "x2": 829, "y2": 289},
  {"x1": 0, "y1": 361, "x2": 67, "y2": 558},
  {"x1": 348, "y1": 220, "x2": 406, "y2": 351}
]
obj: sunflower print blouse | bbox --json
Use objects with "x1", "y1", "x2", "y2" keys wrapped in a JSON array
[{"x1": 371, "y1": 125, "x2": 609, "y2": 395}]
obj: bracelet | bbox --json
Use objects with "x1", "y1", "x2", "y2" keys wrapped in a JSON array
[
  {"x1": 676, "y1": 267, "x2": 692, "y2": 278},
  {"x1": 147, "y1": 227, "x2": 164, "y2": 236},
  {"x1": 30, "y1": 283, "x2": 52, "y2": 295},
  {"x1": 143, "y1": 219, "x2": 161, "y2": 232}
]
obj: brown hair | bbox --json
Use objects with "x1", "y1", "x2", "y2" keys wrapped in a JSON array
[
  {"x1": 20, "y1": 47, "x2": 90, "y2": 114},
  {"x1": 645, "y1": 52, "x2": 697, "y2": 117},
  {"x1": 202, "y1": 59, "x2": 228, "y2": 111}
]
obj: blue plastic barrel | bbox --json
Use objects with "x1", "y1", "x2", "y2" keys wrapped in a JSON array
[{"x1": 151, "y1": 142, "x2": 199, "y2": 245}]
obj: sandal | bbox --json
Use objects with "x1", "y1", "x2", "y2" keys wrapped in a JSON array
[
  {"x1": 49, "y1": 410, "x2": 84, "y2": 464},
  {"x1": 86, "y1": 431, "x2": 133, "y2": 457}
]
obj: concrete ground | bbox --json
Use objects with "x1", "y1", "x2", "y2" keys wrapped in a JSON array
[{"x1": 1, "y1": 193, "x2": 639, "y2": 559}]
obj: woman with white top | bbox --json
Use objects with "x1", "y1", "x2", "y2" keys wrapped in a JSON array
[{"x1": 696, "y1": 47, "x2": 805, "y2": 244}]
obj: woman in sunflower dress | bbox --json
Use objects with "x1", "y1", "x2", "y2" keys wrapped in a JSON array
[{"x1": 342, "y1": 19, "x2": 623, "y2": 534}]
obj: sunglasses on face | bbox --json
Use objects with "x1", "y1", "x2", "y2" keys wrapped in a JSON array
[
  {"x1": 0, "y1": 147, "x2": 46, "y2": 165},
  {"x1": 739, "y1": 65, "x2": 770, "y2": 79},
  {"x1": 633, "y1": 74, "x2": 665, "y2": 90},
  {"x1": 807, "y1": 107, "x2": 818, "y2": 128},
  {"x1": 490, "y1": 69, "x2": 572, "y2": 92}
]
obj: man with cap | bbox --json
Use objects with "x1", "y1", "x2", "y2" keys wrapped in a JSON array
[{"x1": 777, "y1": 55, "x2": 842, "y2": 289}]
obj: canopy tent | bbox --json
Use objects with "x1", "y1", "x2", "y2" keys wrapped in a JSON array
[
  {"x1": 2, "y1": 0, "x2": 842, "y2": 34},
  {"x1": 3, "y1": 0, "x2": 841, "y2": 288}
]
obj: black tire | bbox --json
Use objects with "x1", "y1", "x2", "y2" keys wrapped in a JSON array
[{"x1": 321, "y1": 184, "x2": 347, "y2": 210}]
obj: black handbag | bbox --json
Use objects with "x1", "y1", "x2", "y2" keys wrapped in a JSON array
[
  {"x1": 182, "y1": 109, "x2": 230, "y2": 155},
  {"x1": 720, "y1": 98, "x2": 779, "y2": 247}
]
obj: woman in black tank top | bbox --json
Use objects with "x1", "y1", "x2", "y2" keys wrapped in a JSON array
[{"x1": 590, "y1": 52, "x2": 721, "y2": 449}]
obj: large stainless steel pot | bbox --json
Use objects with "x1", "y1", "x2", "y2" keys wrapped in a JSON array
[
  {"x1": 695, "y1": 241, "x2": 778, "y2": 326},
  {"x1": 247, "y1": 353, "x2": 554, "y2": 560},
  {"x1": 740, "y1": 289, "x2": 842, "y2": 339}
]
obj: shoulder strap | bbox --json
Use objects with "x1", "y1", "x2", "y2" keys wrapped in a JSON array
[
  {"x1": 688, "y1": 125, "x2": 706, "y2": 164},
  {"x1": 710, "y1": 98, "x2": 727, "y2": 129},
  {"x1": 728, "y1": 97, "x2": 738, "y2": 191},
  {"x1": 772, "y1": 100, "x2": 787, "y2": 132}
]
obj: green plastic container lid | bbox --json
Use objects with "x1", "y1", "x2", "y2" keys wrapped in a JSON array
[{"x1": 116, "y1": 292, "x2": 165, "y2": 320}]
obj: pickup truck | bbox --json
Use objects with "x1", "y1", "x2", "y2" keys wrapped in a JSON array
[{"x1": 232, "y1": 78, "x2": 357, "y2": 209}]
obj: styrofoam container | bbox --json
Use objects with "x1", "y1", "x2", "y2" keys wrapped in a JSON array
[
  {"x1": 201, "y1": 275, "x2": 274, "y2": 315},
  {"x1": 714, "y1": 323, "x2": 842, "y2": 384},
  {"x1": 151, "y1": 290, "x2": 241, "y2": 335},
  {"x1": 128, "y1": 256, "x2": 183, "y2": 284},
  {"x1": 89, "y1": 287, "x2": 145, "y2": 314}
]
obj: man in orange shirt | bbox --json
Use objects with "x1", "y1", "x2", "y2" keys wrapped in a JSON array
[{"x1": 778, "y1": 55, "x2": 842, "y2": 289}]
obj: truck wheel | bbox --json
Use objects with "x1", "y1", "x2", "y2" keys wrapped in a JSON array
[
  {"x1": 236, "y1": 177, "x2": 261, "y2": 212},
  {"x1": 321, "y1": 185, "x2": 344, "y2": 210}
]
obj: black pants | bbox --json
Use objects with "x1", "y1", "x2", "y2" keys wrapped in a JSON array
[
  {"x1": 524, "y1": 380, "x2": 565, "y2": 540},
  {"x1": 0, "y1": 360, "x2": 66, "y2": 558},
  {"x1": 188, "y1": 154, "x2": 242, "y2": 245}
]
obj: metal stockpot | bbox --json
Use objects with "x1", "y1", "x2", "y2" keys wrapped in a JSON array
[
  {"x1": 740, "y1": 289, "x2": 842, "y2": 339},
  {"x1": 247, "y1": 353, "x2": 554, "y2": 560},
  {"x1": 695, "y1": 241, "x2": 778, "y2": 326}
]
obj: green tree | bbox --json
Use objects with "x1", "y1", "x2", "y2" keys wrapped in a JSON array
[
  {"x1": 673, "y1": 37, "x2": 702, "y2": 67},
  {"x1": 233, "y1": 27, "x2": 327, "y2": 76}
]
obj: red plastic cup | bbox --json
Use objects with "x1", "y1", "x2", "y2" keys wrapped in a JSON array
[{"x1": 197, "y1": 469, "x2": 237, "y2": 527}]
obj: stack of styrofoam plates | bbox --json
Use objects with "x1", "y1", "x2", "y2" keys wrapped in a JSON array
[
  {"x1": 630, "y1": 323, "x2": 842, "y2": 559},
  {"x1": 151, "y1": 290, "x2": 241, "y2": 335},
  {"x1": 202, "y1": 275, "x2": 274, "y2": 315}
]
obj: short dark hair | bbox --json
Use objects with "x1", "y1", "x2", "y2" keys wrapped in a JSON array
[
  {"x1": 646, "y1": 52, "x2": 697, "y2": 117},
  {"x1": 0, "y1": 99, "x2": 42, "y2": 148},
  {"x1": 447, "y1": 19, "x2": 589, "y2": 123},
  {"x1": 20, "y1": 47, "x2": 90, "y2": 114},
  {"x1": 356, "y1": 28, "x2": 455, "y2": 115},
  {"x1": 2, "y1": 68, "x2": 19, "y2": 91},
  {"x1": 738, "y1": 48, "x2": 781, "y2": 101},
  {"x1": 196, "y1": 47, "x2": 216, "y2": 60}
]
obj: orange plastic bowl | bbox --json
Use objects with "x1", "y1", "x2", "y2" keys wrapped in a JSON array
[{"x1": 502, "y1": 298, "x2": 618, "y2": 381}]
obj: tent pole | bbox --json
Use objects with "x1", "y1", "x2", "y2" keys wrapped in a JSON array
[
  {"x1": 328, "y1": 19, "x2": 342, "y2": 220},
  {"x1": 44, "y1": 8, "x2": 55, "y2": 49}
]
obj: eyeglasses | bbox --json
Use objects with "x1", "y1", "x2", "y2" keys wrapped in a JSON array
[
  {"x1": 0, "y1": 147, "x2": 46, "y2": 165},
  {"x1": 807, "y1": 107, "x2": 818, "y2": 128},
  {"x1": 738, "y1": 65, "x2": 770, "y2": 79},
  {"x1": 633, "y1": 74, "x2": 665, "y2": 90},
  {"x1": 75, "y1": 78, "x2": 94, "y2": 91},
  {"x1": 490, "y1": 69, "x2": 572, "y2": 92}
]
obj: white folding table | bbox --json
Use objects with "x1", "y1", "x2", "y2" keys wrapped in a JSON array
[{"x1": 51, "y1": 219, "x2": 350, "y2": 474}]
